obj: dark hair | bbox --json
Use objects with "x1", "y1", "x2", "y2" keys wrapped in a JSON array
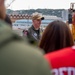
[
  {"x1": 5, "y1": 15, "x2": 12, "y2": 27},
  {"x1": 39, "y1": 20, "x2": 74, "y2": 53}
]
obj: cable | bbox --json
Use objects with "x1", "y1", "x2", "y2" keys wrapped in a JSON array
[{"x1": 6, "y1": 0, "x2": 15, "y2": 8}]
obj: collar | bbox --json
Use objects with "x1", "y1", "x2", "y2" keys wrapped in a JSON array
[{"x1": 31, "y1": 25, "x2": 40, "y2": 31}]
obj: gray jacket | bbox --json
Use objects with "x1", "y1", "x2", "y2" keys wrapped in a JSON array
[
  {"x1": 27, "y1": 25, "x2": 41, "y2": 43},
  {"x1": 0, "y1": 20, "x2": 52, "y2": 75}
]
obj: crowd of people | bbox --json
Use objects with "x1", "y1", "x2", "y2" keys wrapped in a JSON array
[{"x1": 0, "y1": 0, "x2": 75, "y2": 75}]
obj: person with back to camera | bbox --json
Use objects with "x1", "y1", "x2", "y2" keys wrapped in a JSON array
[
  {"x1": 44, "y1": 45, "x2": 75, "y2": 75},
  {"x1": 39, "y1": 20, "x2": 74, "y2": 54},
  {"x1": 0, "y1": 0, "x2": 52, "y2": 75},
  {"x1": 27, "y1": 12, "x2": 44, "y2": 45}
]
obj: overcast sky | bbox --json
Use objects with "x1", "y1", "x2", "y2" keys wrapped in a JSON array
[{"x1": 6, "y1": 0, "x2": 75, "y2": 10}]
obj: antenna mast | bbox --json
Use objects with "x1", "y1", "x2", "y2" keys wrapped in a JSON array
[{"x1": 6, "y1": 0, "x2": 15, "y2": 8}]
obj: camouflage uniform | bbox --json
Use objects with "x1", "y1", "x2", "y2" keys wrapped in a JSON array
[{"x1": 0, "y1": 20, "x2": 51, "y2": 75}]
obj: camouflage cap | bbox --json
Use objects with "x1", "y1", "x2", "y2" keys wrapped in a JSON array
[{"x1": 32, "y1": 12, "x2": 44, "y2": 20}]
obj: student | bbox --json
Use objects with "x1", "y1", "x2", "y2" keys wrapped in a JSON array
[
  {"x1": 0, "y1": 0, "x2": 51, "y2": 75},
  {"x1": 39, "y1": 20, "x2": 74, "y2": 54},
  {"x1": 44, "y1": 46, "x2": 75, "y2": 75}
]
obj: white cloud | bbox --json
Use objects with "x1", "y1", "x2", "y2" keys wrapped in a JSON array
[{"x1": 6, "y1": 0, "x2": 75, "y2": 10}]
